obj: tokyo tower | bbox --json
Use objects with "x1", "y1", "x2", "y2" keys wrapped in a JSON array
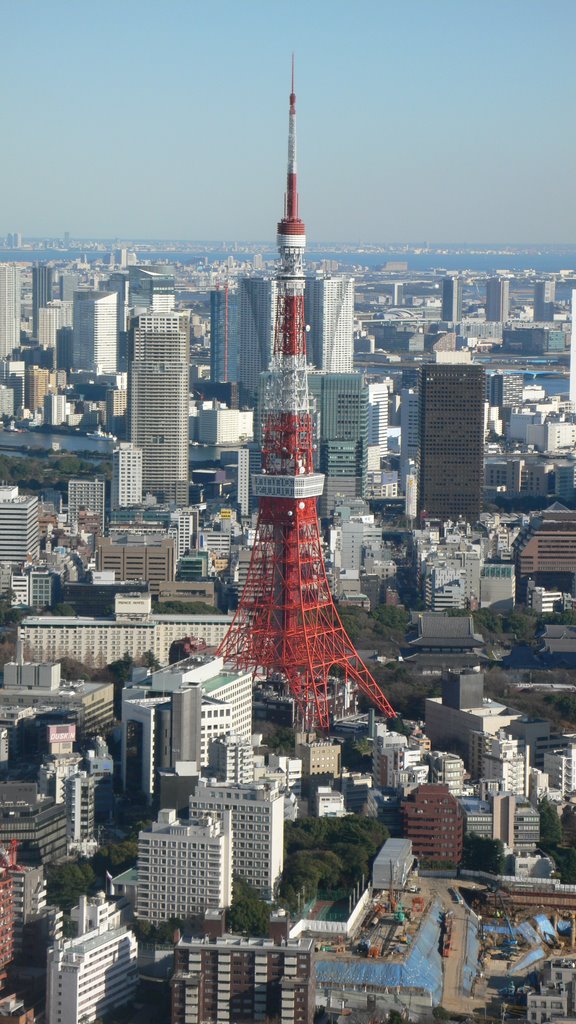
[{"x1": 218, "y1": 68, "x2": 395, "y2": 729}]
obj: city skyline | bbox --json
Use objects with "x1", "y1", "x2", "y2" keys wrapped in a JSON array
[{"x1": 2, "y1": 0, "x2": 575, "y2": 244}]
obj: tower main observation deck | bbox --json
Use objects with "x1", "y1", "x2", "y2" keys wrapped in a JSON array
[{"x1": 218, "y1": 73, "x2": 395, "y2": 729}]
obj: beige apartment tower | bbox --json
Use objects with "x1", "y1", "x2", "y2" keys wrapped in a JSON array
[{"x1": 129, "y1": 312, "x2": 189, "y2": 504}]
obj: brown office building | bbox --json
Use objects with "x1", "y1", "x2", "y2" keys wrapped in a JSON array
[
  {"x1": 171, "y1": 912, "x2": 315, "y2": 1024},
  {"x1": 418, "y1": 362, "x2": 485, "y2": 522},
  {"x1": 96, "y1": 535, "x2": 175, "y2": 595},
  {"x1": 401, "y1": 783, "x2": 464, "y2": 865},
  {"x1": 514, "y1": 503, "x2": 576, "y2": 600}
]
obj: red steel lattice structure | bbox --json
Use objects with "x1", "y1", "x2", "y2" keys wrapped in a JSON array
[{"x1": 218, "y1": 70, "x2": 395, "y2": 729}]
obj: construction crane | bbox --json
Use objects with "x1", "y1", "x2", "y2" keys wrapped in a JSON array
[{"x1": 497, "y1": 891, "x2": 518, "y2": 952}]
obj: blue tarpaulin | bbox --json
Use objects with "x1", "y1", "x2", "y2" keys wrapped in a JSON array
[
  {"x1": 316, "y1": 899, "x2": 445, "y2": 1006},
  {"x1": 509, "y1": 947, "x2": 546, "y2": 974},
  {"x1": 516, "y1": 921, "x2": 541, "y2": 946},
  {"x1": 534, "y1": 914, "x2": 557, "y2": 942}
]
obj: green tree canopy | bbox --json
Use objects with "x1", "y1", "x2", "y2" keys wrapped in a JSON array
[
  {"x1": 228, "y1": 878, "x2": 270, "y2": 937},
  {"x1": 462, "y1": 834, "x2": 504, "y2": 875},
  {"x1": 539, "y1": 798, "x2": 563, "y2": 851},
  {"x1": 47, "y1": 861, "x2": 96, "y2": 912}
]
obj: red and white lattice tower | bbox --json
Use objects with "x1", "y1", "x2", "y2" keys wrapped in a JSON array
[{"x1": 218, "y1": 68, "x2": 395, "y2": 729}]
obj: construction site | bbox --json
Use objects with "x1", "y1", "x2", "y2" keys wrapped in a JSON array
[{"x1": 286, "y1": 864, "x2": 576, "y2": 1022}]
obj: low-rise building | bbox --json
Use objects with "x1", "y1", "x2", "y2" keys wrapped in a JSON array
[
  {"x1": 315, "y1": 787, "x2": 347, "y2": 817},
  {"x1": 372, "y1": 838, "x2": 413, "y2": 890},
  {"x1": 428, "y1": 751, "x2": 465, "y2": 796},
  {"x1": 295, "y1": 732, "x2": 341, "y2": 777},
  {"x1": 20, "y1": 594, "x2": 232, "y2": 668},
  {"x1": 0, "y1": 783, "x2": 67, "y2": 865}
]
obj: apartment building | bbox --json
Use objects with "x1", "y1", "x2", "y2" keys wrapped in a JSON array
[
  {"x1": 171, "y1": 912, "x2": 315, "y2": 1024},
  {"x1": 20, "y1": 594, "x2": 232, "y2": 668},
  {"x1": 189, "y1": 781, "x2": 284, "y2": 899},
  {"x1": 47, "y1": 896, "x2": 137, "y2": 1024},
  {"x1": 137, "y1": 809, "x2": 232, "y2": 923}
]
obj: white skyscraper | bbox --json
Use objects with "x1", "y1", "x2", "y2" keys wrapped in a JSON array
[
  {"x1": 305, "y1": 274, "x2": 354, "y2": 372},
  {"x1": 400, "y1": 387, "x2": 420, "y2": 487},
  {"x1": 44, "y1": 392, "x2": 68, "y2": 426},
  {"x1": 0, "y1": 265, "x2": 21, "y2": 359},
  {"x1": 111, "y1": 443, "x2": 143, "y2": 509},
  {"x1": 38, "y1": 300, "x2": 73, "y2": 348},
  {"x1": 367, "y1": 381, "x2": 389, "y2": 460},
  {"x1": 129, "y1": 311, "x2": 189, "y2": 504},
  {"x1": 73, "y1": 291, "x2": 118, "y2": 372}
]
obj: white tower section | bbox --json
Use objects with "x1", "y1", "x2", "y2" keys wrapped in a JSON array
[
  {"x1": 0, "y1": 265, "x2": 21, "y2": 360},
  {"x1": 570, "y1": 290, "x2": 576, "y2": 408}
]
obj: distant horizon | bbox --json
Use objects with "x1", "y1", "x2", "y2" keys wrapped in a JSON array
[{"x1": 5, "y1": 239, "x2": 576, "y2": 251}]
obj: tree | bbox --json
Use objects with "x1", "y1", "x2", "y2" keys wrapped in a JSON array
[
  {"x1": 228, "y1": 878, "x2": 270, "y2": 936},
  {"x1": 555, "y1": 847, "x2": 576, "y2": 885},
  {"x1": 52, "y1": 602, "x2": 77, "y2": 616},
  {"x1": 47, "y1": 861, "x2": 96, "y2": 912},
  {"x1": 462, "y1": 834, "x2": 504, "y2": 875},
  {"x1": 539, "y1": 798, "x2": 562, "y2": 851}
]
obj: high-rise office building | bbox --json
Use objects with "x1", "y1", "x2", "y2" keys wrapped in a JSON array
[
  {"x1": 392, "y1": 281, "x2": 404, "y2": 305},
  {"x1": 32, "y1": 264, "x2": 54, "y2": 339},
  {"x1": 304, "y1": 273, "x2": 354, "y2": 371},
  {"x1": 0, "y1": 266, "x2": 21, "y2": 359},
  {"x1": 128, "y1": 312, "x2": 189, "y2": 504},
  {"x1": 25, "y1": 367, "x2": 56, "y2": 413},
  {"x1": 400, "y1": 387, "x2": 419, "y2": 488},
  {"x1": 487, "y1": 371, "x2": 524, "y2": 408},
  {"x1": 59, "y1": 272, "x2": 79, "y2": 302},
  {"x1": 418, "y1": 362, "x2": 485, "y2": 522},
  {"x1": 441, "y1": 276, "x2": 462, "y2": 322},
  {"x1": 307, "y1": 371, "x2": 368, "y2": 517},
  {"x1": 106, "y1": 272, "x2": 130, "y2": 369},
  {"x1": 111, "y1": 443, "x2": 142, "y2": 509},
  {"x1": 210, "y1": 285, "x2": 238, "y2": 382},
  {"x1": 128, "y1": 266, "x2": 175, "y2": 314},
  {"x1": 0, "y1": 486, "x2": 39, "y2": 561},
  {"x1": 237, "y1": 276, "x2": 276, "y2": 399},
  {"x1": 485, "y1": 277, "x2": 510, "y2": 322},
  {"x1": 105, "y1": 386, "x2": 127, "y2": 438},
  {"x1": 38, "y1": 301, "x2": 73, "y2": 349},
  {"x1": 367, "y1": 381, "x2": 389, "y2": 460},
  {"x1": 533, "y1": 280, "x2": 556, "y2": 322},
  {"x1": 72, "y1": 291, "x2": 118, "y2": 372},
  {"x1": 106, "y1": 272, "x2": 129, "y2": 334}
]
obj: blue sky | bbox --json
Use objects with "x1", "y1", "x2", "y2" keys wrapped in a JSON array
[{"x1": 1, "y1": 0, "x2": 575, "y2": 243}]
